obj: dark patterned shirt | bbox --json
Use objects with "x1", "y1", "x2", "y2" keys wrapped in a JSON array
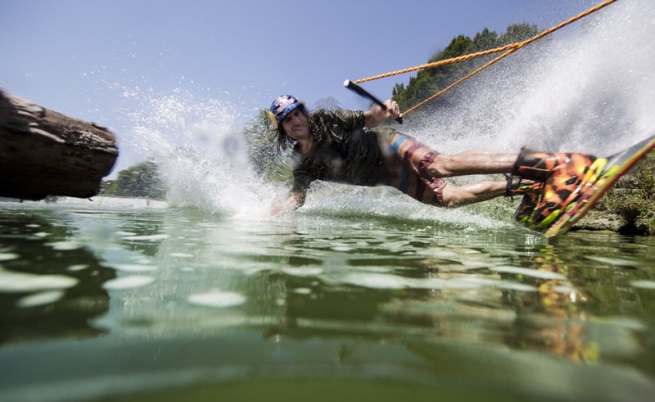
[{"x1": 291, "y1": 109, "x2": 392, "y2": 193}]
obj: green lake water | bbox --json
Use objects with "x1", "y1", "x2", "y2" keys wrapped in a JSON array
[{"x1": 1, "y1": 198, "x2": 655, "y2": 402}]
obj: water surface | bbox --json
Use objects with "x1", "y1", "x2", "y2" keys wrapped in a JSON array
[{"x1": 1, "y1": 199, "x2": 654, "y2": 402}]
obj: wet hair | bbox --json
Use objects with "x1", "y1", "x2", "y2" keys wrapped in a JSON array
[{"x1": 274, "y1": 103, "x2": 309, "y2": 153}]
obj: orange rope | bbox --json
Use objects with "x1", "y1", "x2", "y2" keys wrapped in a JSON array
[
  {"x1": 402, "y1": 47, "x2": 519, "y2": 115},
  {"x1": 352, "y1": 42, "x2": 520, "y2": 84},
  {"x1": 353, "y1": 0, "x2": 619, "y2": 115}
]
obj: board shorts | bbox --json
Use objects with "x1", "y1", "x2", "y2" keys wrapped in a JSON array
[{"x1": 382, "y1": 132, "x2": 447, "y2": 206}]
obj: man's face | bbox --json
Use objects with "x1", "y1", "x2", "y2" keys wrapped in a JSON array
[{"x1": 281, "y1": 108, "x2": 310, "y2": 141}]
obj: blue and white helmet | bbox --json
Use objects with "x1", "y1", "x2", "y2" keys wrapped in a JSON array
[{"x1": 269, "y1": 95, "x2": 302, "y2": 129}]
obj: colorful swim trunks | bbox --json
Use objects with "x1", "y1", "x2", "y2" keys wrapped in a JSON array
[{"x1": 384, "y1": 133, "x2": 447, "y2": 206}]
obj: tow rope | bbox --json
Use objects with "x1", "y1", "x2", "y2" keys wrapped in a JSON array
[{"x1": 349, "y1": 0, "x2": 619, "y2": 117}]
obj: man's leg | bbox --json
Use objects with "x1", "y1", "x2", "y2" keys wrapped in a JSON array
[
  {"x1": 440, "y1": 180, "x2": 506, "y2": 207},
  {"x1": 386, "y1": 133, "x2": 524, "y2": 207},
  {"x1": 439, "y1": 178, "x2": 544, "y2": 208},
  {"x1": 392, "y1": 132, "x2": 596, "y2": 183},
  {"x1": 385, "y1": 134, "x2": 516, "y2": 207},
  {"x1": 389, "y1": 133, "x2": 517, "y2": 178},
  {"x1": 427, "y1": 151, "x2": 518, "y2": 177},
  {"x1": 387, "y1": 133, "x2": 596, "y2": 212}
]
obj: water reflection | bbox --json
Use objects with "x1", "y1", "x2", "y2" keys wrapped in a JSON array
[
  {"x1": 222, "y1": 216, "x2": 651, "y2": 369},
  {"x1": 0, "y1": 211, "x2": 115, "y2": 345},
  {"x1": 1, "y1": 204, "x2": 654, "y2": 402},
  {"x1": 504, "y1": 245, "x2": 597, "y2": 363}
]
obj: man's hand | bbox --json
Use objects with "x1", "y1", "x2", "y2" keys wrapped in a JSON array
[
  {"x1": 364, "y1": 99, "x2": 402, "y2": 128},
  {"x1": 270, "y1": 191, "x2": 306, "y2": 215}
]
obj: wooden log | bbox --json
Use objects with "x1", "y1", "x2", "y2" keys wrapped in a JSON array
[{"x1": 0, "y1": 89, "x2": 118, "y2": 201}]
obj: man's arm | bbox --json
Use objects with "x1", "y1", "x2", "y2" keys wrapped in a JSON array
[{"x1": 270, "y1": 190, "x2": 306, "y2": 215}]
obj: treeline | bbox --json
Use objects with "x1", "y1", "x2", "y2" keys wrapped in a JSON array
[
  {"x1": 101, "y1": 161, "x2": 166, "y2": 200},
  {"x1": 392, "y1": 23, "x2": 539, "y2": 112}
]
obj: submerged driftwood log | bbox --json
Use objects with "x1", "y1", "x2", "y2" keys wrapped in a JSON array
[{"x1": 0, "y1": 90, "x2": 118, "y2": 200}]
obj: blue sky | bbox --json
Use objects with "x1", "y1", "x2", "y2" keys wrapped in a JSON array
[{"x1": 0, "y1": 0, "x2": 599, "y2": 171}]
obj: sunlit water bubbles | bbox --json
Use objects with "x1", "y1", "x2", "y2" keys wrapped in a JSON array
[
  {"x1": 187, "y1": 290, "x2": 247, "y2": 309},
  {"x1": 121, "y1": 88, "x2": 278, "y2": 218},
  {"x1": 298, "y1": 184, "x2": 511, "y2": 233}
]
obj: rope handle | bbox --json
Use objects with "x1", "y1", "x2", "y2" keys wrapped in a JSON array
[{"x1": 344, "y1": 80, "x2": 403, "y2": 124}]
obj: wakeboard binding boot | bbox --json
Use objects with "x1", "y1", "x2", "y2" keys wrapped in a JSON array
[
  {"x1": 505, "y1": 176, "x2": 544, "y2": 224},
  {"x1": 510, "y1": 147, "x2": 597, "y2": 229}
]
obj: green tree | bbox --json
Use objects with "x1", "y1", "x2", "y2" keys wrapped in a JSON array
[
  {"x1": 499, "y1": 23, "x2": 539, "y2": 45},
  {"x1": 393, "y1": 23, "x2": 541, "y2": 113},
  {"x1": 101, "y1": 161, "x2": 166, "y2": 199},
  {"x1": 242, "y1": 109, "x2": 295, "y2": 183},
  {"x1": 596, "y1": 152, "x2": 655, "y2": 235}
]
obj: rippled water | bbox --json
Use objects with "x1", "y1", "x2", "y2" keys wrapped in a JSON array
[{"x1": 1, "y1": 198, "x2": 654, "y2": 402}]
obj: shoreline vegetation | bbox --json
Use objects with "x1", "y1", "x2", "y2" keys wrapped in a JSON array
[{"x1": 575, "y1": 151, "x2": 655, "y2": 235}]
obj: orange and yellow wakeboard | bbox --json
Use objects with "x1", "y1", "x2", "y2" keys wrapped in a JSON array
[{"x1": 517, "y1": 133, "x2": 655, "y2": 237}]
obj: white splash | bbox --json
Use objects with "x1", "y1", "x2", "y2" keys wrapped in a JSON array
[
  {"x1": 412, "y1": 0, "x2": 655, "y2": 157},
  {"x1": 121, "y1": 87, "x2": 281, "y2": 218}
]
